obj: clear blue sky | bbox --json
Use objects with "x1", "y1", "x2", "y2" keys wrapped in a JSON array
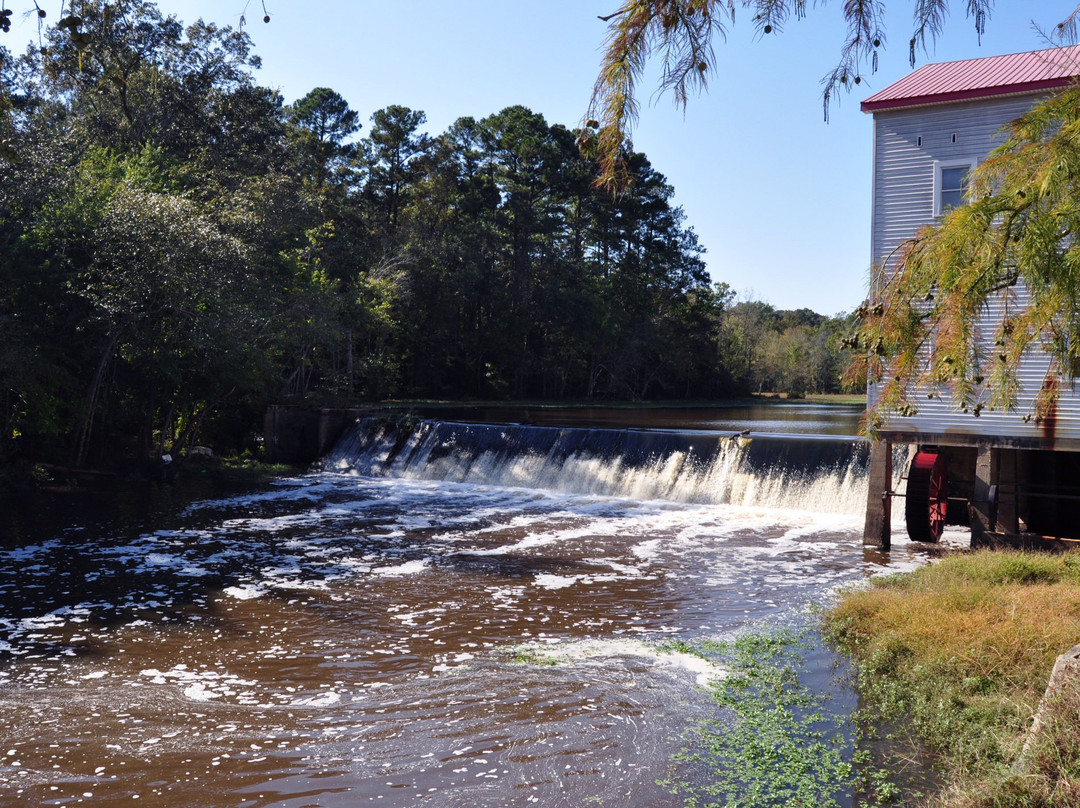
[{"x1": 8, "y1": 1, "x2": 1078, "y2": 315}]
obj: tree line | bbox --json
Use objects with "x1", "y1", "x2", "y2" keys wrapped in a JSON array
[{"x1": 0, "y1": 0, "x2": 853, "y2": 470}]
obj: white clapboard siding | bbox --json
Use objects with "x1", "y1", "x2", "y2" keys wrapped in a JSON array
[
  {"x1": 868, "y1": 282, "x2": 1080, "y2": 442},
  {"x1": 870, "y1": 94, "x2": 1080, "y2": 444},
  {"x1": 871, "y1": 95, "x2": 1037, "y2": 270}
]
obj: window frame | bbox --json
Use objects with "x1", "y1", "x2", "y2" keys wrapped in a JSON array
[{"x1": 934, "y1": 158, "x2": 978, "y2": 217}]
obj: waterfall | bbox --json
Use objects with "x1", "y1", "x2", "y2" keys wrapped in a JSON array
[{"x1": 323, "y1": 418, "x2": 870, "y2": 515}]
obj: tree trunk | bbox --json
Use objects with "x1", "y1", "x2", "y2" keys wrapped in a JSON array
[{"x1": 74, "y1": 326, "x2": 125, "y2": 468}]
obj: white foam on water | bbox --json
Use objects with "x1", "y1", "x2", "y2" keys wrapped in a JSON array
[
  {"x1": 222, "y1": 584, "x2": 266, "y2": 601},
  {"x1": 183, "y1": 682, "x2": 221, "y2": 701},
  {"x1": 513, "y1": 638, "x2": 726, "y2": 687},
  {"x1": 532, "y1": 574, "x2": 579, "y2": 589},
  {"x1": 290, "y1": 691, "x2": 342, "y2": 707},
  {"x1": 661, "y1": 648, "x2": 725, "y2": 687},
  {"x1": 0, "y1": 540, "x2": 60, "y2": 562},
  {"x1": 598, "y1": 559, "x2": 647, "y2": 577},
  {"x1": 391, "y1": 607, "x2": 447, "y2": 626},
  {"x1": 139, "y1": 665, "x2": 258, "y2": 703},
  {"x1": 180, "y1": 479, "x2": 330, "y2": 516},
  {"x1": 631, "y1": 538, "x2": 663, "y2": 560},
  {"x1": 374, "y1": 559, "x2": 429, "y2": 577},
  {"x1": 456, "y1": 530, "x2": 564, "y2": 556}
]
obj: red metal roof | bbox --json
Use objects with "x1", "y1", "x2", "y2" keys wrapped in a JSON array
[{"x1": 861, "y1": 45, "x2": 1080, "y2": 112}]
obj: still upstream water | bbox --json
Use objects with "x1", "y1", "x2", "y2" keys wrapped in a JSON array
[{"x1": 0, "y1": 405, "x2": 957, "y2": 807}]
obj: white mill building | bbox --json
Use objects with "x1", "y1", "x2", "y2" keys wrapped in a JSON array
[{"x1": 860, "y1": 45, "x2": 1080, "y2": 549}]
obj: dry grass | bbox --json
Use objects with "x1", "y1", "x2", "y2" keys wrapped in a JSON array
[
  {"x1": 826, "y1": 550, "x2": 1080, "y2": 807},
  {"x1": 935, "y1": 687, "x2": 1080, "y2": 808}
]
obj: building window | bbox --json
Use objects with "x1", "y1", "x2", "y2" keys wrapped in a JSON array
[{"x1": 935, "y1": 160, "x2": 976, "y2": 216}]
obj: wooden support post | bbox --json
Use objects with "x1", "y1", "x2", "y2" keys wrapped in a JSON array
[
  {"x1": 970, "y1": 445, "x2": 997, "y2": 547},
  {"x1": 864, "y1": 439, "x2": 892, "y2": 549},
  {"x1": 996, "y1": 448, "x2": 1019, "y2": 535}
]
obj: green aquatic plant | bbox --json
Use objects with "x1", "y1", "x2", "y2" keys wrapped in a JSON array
[{"x1": 660, "y1": 629, "x2": 901, "y2": 807}]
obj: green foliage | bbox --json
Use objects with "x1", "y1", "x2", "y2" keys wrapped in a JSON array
[
  {"x1": 722, "y1": 300, "x2": 857, "y2": 395},
  {"x1": 216, "y1": 456, "x2": 301, "y2": 480},
  {"x1": 288, "y1": 86, "x2": 360, "y2": 195},
  {"x1": 661, "y1": 629, "x2": 900, "y2": 808}
]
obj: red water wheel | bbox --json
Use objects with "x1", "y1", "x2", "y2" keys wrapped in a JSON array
[{"x1": 905, "y1": 450, "x2": 948, "y2": 542}]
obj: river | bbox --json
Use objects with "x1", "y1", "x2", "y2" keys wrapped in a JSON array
[{"x1": 0, "y1": 405, "x2": 959, "y2": 806}]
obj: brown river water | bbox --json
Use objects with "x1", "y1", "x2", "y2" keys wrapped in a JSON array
[{"x1": 0, "y1": 406, "x2": 958, "y2": 807}]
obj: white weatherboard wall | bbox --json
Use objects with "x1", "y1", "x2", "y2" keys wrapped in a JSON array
[{"x1": 868, "y1": 94, "x2": 1080, "y2": 446}]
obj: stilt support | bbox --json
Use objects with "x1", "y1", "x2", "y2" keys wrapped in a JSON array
[
  {"x1": 864, "y1": 439, "x2": 892, "y2": 550},
  {"x1": 970, "y1": 445, "x2": 997, "y2": 547}
]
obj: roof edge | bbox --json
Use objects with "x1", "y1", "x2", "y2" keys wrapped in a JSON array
[{"x1": 861, "y1": 76, "x2": 1078, "y2": 113}]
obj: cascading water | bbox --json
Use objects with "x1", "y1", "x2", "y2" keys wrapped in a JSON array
[{"x1": 323, "y1": 417, "x2": 871, "y2": 515}]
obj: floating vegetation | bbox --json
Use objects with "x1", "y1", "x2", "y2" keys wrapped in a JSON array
[{"x1": 661, "y1": 628, "x2": 902, "y2": 808}]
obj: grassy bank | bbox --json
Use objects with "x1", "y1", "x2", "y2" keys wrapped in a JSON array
[
  {"x1": 212, "y1": 456, "x2": 303, "y2": 480},
  {"x1": 825, "y1": 550, "x2": 1080, "y2": 806},
  {"x1": 753, "y1": 392, "x2": 867, "y2": 406}
]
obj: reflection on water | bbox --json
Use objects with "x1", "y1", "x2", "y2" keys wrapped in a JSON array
[{"x1": 0, "y1": 407, "x2": 951, "y2": 807}]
